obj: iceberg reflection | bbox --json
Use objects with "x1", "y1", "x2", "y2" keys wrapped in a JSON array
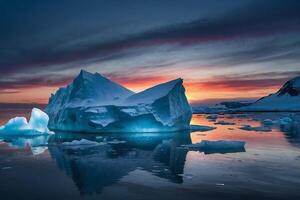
[
  {"x1": 0, "y1": 135, "x2": 49, "y2": 155},
  {"x1": 48, "y1": 131, "x2": 191, "y2": 195}
]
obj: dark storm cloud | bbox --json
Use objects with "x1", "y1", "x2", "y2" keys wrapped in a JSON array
[
  {"x1": 210, "y1": 37, "x2": 300, "y2": 66},
  {"x1": 0, "y1": 0, "x2": 300, "y2": 78},
  {"x1": 186, "y1": 70, "x2": 300, "y2": 93},
  {"x1": 0, "y1": 75, "x2": 74, "y2": 93}
]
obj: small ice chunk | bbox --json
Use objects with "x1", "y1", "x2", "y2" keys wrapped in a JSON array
[
  {"x1": 62, "y1": 139, "x2": 100, "y2": 146},
  {"x1": 214, "y1": 121, "x2": 236, "y2": 125},
  {"x1": 31, "y1": 146, "x2": 48, "y2": 155},
  {"x1": 239, "y1": 124, "x2": 272, "y2": 132},
  {"x1": 1, "y1": 166, "x2": 12, "y2": 170},
  {"x1": 206, "y1": 115, "x2": 218, "y2": 120},
  {"x1": 190, "y1": 124, "x2": 216, "y2": 132},
  {"x1": 0, "y1": 108, "x2": 52, "y2": 136},
  {"x1": 183, "y1": 140, "x2": 245, "y2": 154},
  {"x1": 278, "y1": 117, "x2": 293, "y2": 126},
  {"x1": 107, "y1": 139, "x2": 126, "y2": 144},
  {"x1": 262, "y1": 119, "x2": 274, "y2": 126}
]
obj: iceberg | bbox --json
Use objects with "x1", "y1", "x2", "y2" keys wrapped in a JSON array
[
  {"x1": 46, "y1": 70, "x2": 192, "y2": 133},
  {"x1": 0, "y1": 108, "x2": 52, "y2": 135},
  {"x1": 183, "y1": 140, "x2": 246, "y2": 154}
]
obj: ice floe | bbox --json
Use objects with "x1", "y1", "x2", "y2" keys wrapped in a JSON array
[
  {"x1": 182, "y1": 140, "x2": 246, "y2": 154},
  {"x1": 190, "y1": 125, "x2": 216, "y2": 132},
  {"x1": 0, "y1": 108, "x2": 52, "y2": 136},
  {"x1": 214, "y1": 120, "x2": 236, "y2": 125},
  {"x1": 62, "y1": 139, "x2": 101, "y2": 146},
  {"x1": 239, "y1": 125, "x2": 272, "y2": 132}
]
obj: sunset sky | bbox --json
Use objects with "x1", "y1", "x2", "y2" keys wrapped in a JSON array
[{"x1": 1, "y1": 0, "x2": 300, "y2": 104}]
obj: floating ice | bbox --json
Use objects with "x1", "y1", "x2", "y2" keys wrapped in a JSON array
[
  {"x1": 239, "y1": 124, "x2": 272, "y2": 132},
  {"x1": 262, "y1": 119, "x2": 274, "y2": 126},
  {"x1": 46, "y1": 70, "x2": 192, "y2": 133},
  {"x1": 262, "y1": 117, "x2": 293, "y2": 127},
  {"x1": 214, "y1": 120, "x2": 236, "y2": 125},
  {"x1": 278, "y1": 117, "x2": 293, "y2": 126},
  {"x1": 206, "y1": 114, "x2": 218, "y2": 120},
  {"x1": 183, "y1": 140, "x2": 246, "y2": 154},
  {"x1": 62, "y1": 139, "x2": 101, "y2": 146},
  {"x1": 0, "y1": 108, "x2": 52, "y2": 136},
  {"x1": 190, "y1": 125, "x2": 216, "y2": 132},
  {"x1": 107, "y1": 139, "x2": 126, "y2": 144}
]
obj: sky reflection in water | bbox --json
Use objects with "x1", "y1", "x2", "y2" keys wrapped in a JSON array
[{"x1": 0, "y1": 111, "x2": 300, "y2": 200}]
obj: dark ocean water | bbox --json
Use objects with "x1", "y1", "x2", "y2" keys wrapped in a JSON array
[{"x1": 0, "y1": 108, "x2": 300, "y2": 200}]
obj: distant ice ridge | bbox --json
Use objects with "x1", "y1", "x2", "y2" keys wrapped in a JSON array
[
  {"x1": 46, "y1": 70, "x2": 192, "y2": 133},
  {"x1": 0, "y1": 108, "x2": 53, "y2": 136},
  {"x1": 240, "y1": 76, "x2": 300, "y2": 111}
]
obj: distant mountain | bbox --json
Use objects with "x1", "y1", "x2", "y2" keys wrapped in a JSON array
[
  {"x1": 241, "y1": 76, "x2": 300, "y2": 111},
  {"x1": 192, "y1": 100, "x2": 252, "y2": 114},
  {"x1": 219, "y1": 101, "x2": 252, "y2": 109}
]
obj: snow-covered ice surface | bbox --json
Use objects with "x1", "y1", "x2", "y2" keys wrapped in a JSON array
[
  {"x1": 46, "y1": 70, "x2": 192, "y2": 133},
  {"x1": 183, "y1": 140, "x2": 246, "y2": 154},
  {"x1": 240, "y1": 76, "x2": 300, "y2": 111},
  {"x1": 0, "y1": 108, "x2": 52, "y2": 136}
]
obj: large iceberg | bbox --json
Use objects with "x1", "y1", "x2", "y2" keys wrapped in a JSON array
[
  {"x1": 0, "y1": 108, "x2": 52, "y2": 135},
  {"x1": 46, "y1": 70, "x2": 192, "y2": 132}
]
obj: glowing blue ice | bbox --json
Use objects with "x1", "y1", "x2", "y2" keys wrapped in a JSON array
[
  {"x1": 46, "y1": 70, "x2": 192, "y2": 133},
  {"x1": 0, "y1": 108, "x2": 52, "y2": 136}
]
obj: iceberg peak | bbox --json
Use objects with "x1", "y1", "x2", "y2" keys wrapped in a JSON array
[{"x1": 127, "y1": 78, "x2": 183, "y2": 104}]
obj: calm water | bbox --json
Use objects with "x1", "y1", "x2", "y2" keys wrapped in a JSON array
[{"x1": 0, "y1": 108, "x2": 300, "y2": 200}]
